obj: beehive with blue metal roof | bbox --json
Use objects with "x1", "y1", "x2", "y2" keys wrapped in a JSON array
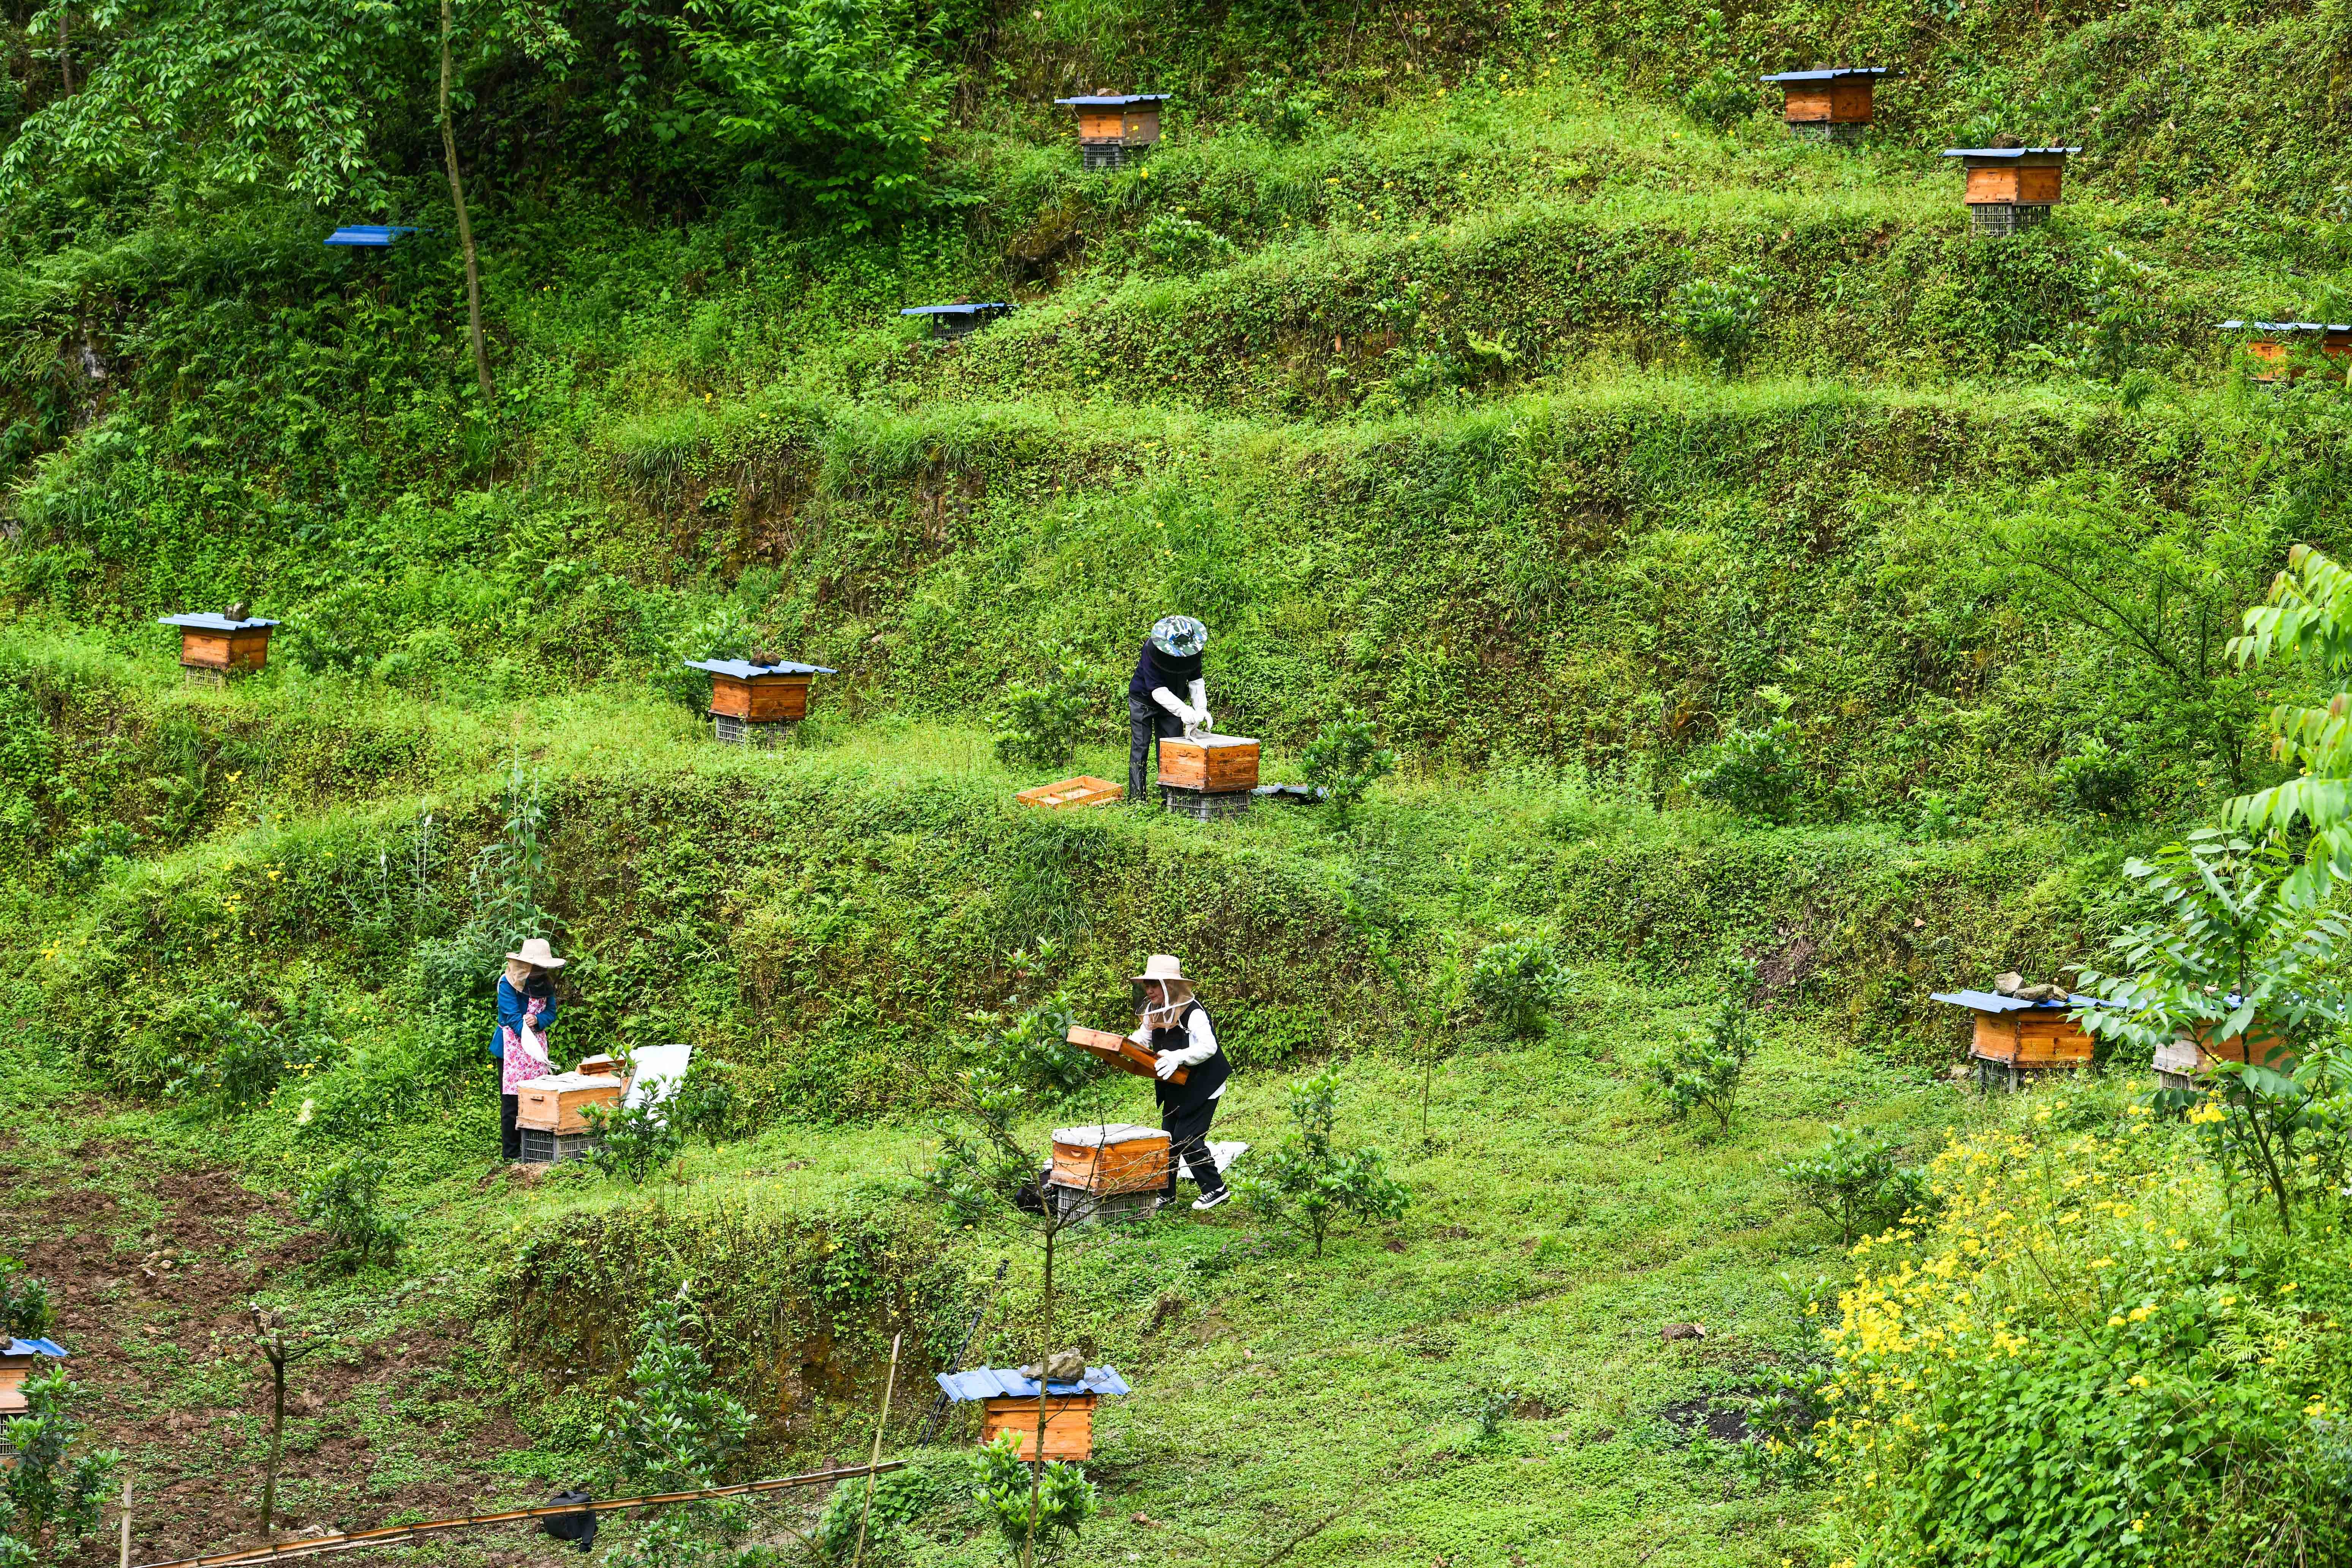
[
  {"x1": 1758, "y1": 67, "x2": 1893, "y2": 139},
  {"x1": 936, "y1": 1362, "x2": 1131, "y2": 1460},
  {"x1": 1933, "y1": 975, "x2": 2116, "y2": 1089},
  {"x1": 683, "y1": 655, "x2": 838, "y2": 746},
  {"x1": 160, "y1": 609, "x2": 279, "y2": 677},
  {"x1": 1942, "y1": 142, "x2": 2081, "y2": 235},
  {"x1": 324, "y1": 225, "x2": 418, "y2": 248},
  {"x1": 1053, "y1": 93, "x2": 1170, "y2": 171},
  {"x1": 900, "y1": 302, "x2": 1013, "y2": 341},
  {"x1": 0, "y1": 1336, "x2": 66, "y2": 1418}
]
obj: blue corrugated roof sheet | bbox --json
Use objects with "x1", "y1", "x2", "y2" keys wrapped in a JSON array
[
  {"x1": 3, "y1": 1338, "x2": 67, "y2": 1358},
  {"x1": 325, "y1": 225, "x2": 417, "y2": 248},
  {"x1": 159, "y1": 613, "x2": 279, "y2": 631},
  {"x1": 683, "y1": 658, "x2": 838, "y2": 678},
  {"x1": 1053, "y1": 95, "x2": 1170, "y2": 107},
  {"x1": 1941, "y1": 147, "x2": 2081, "y2": 159},
  {"x1": 1932, "y1": 989, "x2": 2118, "y2": 1013},
  {"x1": 901, "y1": 303, "x2": 1012, "y2": 318},
  {"x1": 1759, "y1": 67, "x2": 1895, "y2": 82},
  {"x1": 936, "y1": 1366, "x2": 1131, "y2": 1402},
  {"x1": 2219, "y1": 320, "x2": 2352, "y2": 334}
]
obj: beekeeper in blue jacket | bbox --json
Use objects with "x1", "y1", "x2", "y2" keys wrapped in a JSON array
[{"x1": 1129, "y1": 615, "x2": 1209, "y2": 801}]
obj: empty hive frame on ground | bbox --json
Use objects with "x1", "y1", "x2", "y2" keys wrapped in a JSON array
[{"x1": 1015, "y1": 776, "x2": 1124, "y2": 809}]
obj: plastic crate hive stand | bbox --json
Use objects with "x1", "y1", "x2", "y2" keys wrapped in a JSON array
[
  {"x1": 936, "y1": 1365, "x2": 1132, "y2": 1461},
  {"x1": 899, "y1": 302, "x2": 1013, "y2": 340}
]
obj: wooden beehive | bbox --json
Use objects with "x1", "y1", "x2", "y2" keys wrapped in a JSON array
[
  {"x1": 2153, "y1": 1020, "x2": 2297, "y2": 1083},
  {"x1": 1015, "y1": 776, "x2": 1125, "y2": 810},
  {"x1": 1944, "y1": 147, "x2": 2077, "y2": 208},
  {"x1": 1057, "y1": 94, "x2": 1167, "y2": 147},
  {"x1": 1966, "y1": 1007, "x2": 2093, "y2": 1070},
  {"x1": 685, "y1": 658, "x2": 838, "y2": 724},
  {"x1": 2223, "y1": 322, "x2": 2352, "y2": 383},
  {"x1": 980, "y1": 1393, "x2": 1097, "y2": 1460},
  {"x1": 160, "y1": 613, "x2": 278, "y2": 673},
  {"x1": 1157, "y1": 735, "x2": 1260, "y2": 793},
  {"x1": 515, "y1": 1071, "x2": 625, "y2": 1133},
  {"x1": 1051, "y1": 1123, "x2": 1171, "y2": 1195},
  {"x1": 1761, "y1": 68, "x2": 1889, "y2": 126},
  {"x1": 0, "y1": 1342, "x2": 63, "y2": 1418}
]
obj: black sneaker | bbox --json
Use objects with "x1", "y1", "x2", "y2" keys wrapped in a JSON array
[{"x1": 1191, "y1": 1190, "x2": 1230, "y2": 1211}]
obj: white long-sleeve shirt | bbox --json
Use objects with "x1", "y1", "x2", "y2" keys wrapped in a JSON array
[{"x1": 1131, "y1": 1007, "x2": 1225, "y2": 1098}]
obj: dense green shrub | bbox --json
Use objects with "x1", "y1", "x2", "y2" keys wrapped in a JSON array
[
  {"x1": 297, "y1": 1154, "x2": 405, "y2": 1271},
  {"x1": 1668, "y1": 267, "x2": 1767, "y2": 373},
  {"x1": 991, "y1": 646, "x2": 1097, "y2": 771},
  {"x1": 1685, "y1": 717, "x2": 1801, "y2": 824},
  {"x1": 1780, "y1": 1127, "x2": 1927, "y2": 1244},
  {"x1": 1300, "y1": 708, "x2": 1396, "y2": 826},
  {"x1": 967, "y1": 1430, "x2": 1097, "y2": 1566},
  {"x1": 1466, "y1": 929, "x2": 1571, "y2": 1039},
  {"x1": 0, "y1": 1364, "x2": 118, "y2": 1566},
  {"x1": 0, "y1": 1258, "x2": 53, "y2": 1340}
]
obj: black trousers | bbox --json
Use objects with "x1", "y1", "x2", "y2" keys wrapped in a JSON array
[
  {"x1": 1129, "y1": 694, "x2": 1182, "y2": 801},
  {"x1": 501, "y1": 1092, "x2": 520, "y2": 1160},
  {"x1": 1161, "y1": 1098, "x2": 1226, "y2": 1200}
]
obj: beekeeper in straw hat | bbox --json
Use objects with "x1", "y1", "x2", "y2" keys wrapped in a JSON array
[
  {"x1": 1127, "y1": 954, "x2": 1231, "y2": 1210},
  {"x1": 492, "y1": 937, "x2": 564, "y2": 1160},
  {"x1": 1128, "y1": 615, "x2": 1210, "y2": 803}
]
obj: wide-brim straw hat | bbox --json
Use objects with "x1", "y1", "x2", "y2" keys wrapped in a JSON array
[
  {"x1": 1131, "y1": 954, "x2": 1189, "y2": 985},
  {"x1": 506, "y1": 937, "x2": 566, "y2": 969}
]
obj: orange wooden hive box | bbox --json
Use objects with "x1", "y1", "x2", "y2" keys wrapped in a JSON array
[
  {"x1": 1053, "y1": 93, "x2": 1170, "y2": 171},
  {"x1": 685, "y1": 657, "x2": 838, "y2": 724},
  {"x1": 1157, "y1": 734, "x2": 1260, "y2": 793},
  {"x1": 0, "y1": 1338, "x2": 66, "y2": 1419},
  {"x1": 160, "y1": 612, "x2": 278, "y2": 674},
  {"x1": 514, "y1": 1070, "x2": 626, "y2": 1133},
  {"x1": 1933, "y1": 986, "x2": 2114, "y2": 1084},
  {"x1": 1759, "y1": 67, "x2": 1892, "y2": 131},
  {"x1": 2153, "y1": 1016, "x2": 2298, "y2": 1089},
  {"x1": 2219, "y1": 321, "x2": 2352, "y2": 383},
  {"x1": 937, "y1": 1364, "x2": 1131, "y2": 1462},
  {"x1": 1050, "y1": 1123, "x2": 1171, "y2": 1195}
]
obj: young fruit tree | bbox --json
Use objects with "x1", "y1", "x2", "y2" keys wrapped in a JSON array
[
  {"x1": 598, "y1": 1288, "x2": 757, "y2": 1568},
  {"x1": 0, "y1": 1359, "x2": 119, "y2": 1565},
  {"x1": 1236, "y1": 1066, "x2": 1412, "y2": 1258},
  {"x1": 1649, "y1": 965, "x2": 1760, "y2": 1131}
]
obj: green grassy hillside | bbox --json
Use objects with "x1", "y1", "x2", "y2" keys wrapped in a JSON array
[{"x1": 6, "y1": 0, "x2": 2352, "y2": 1564}]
